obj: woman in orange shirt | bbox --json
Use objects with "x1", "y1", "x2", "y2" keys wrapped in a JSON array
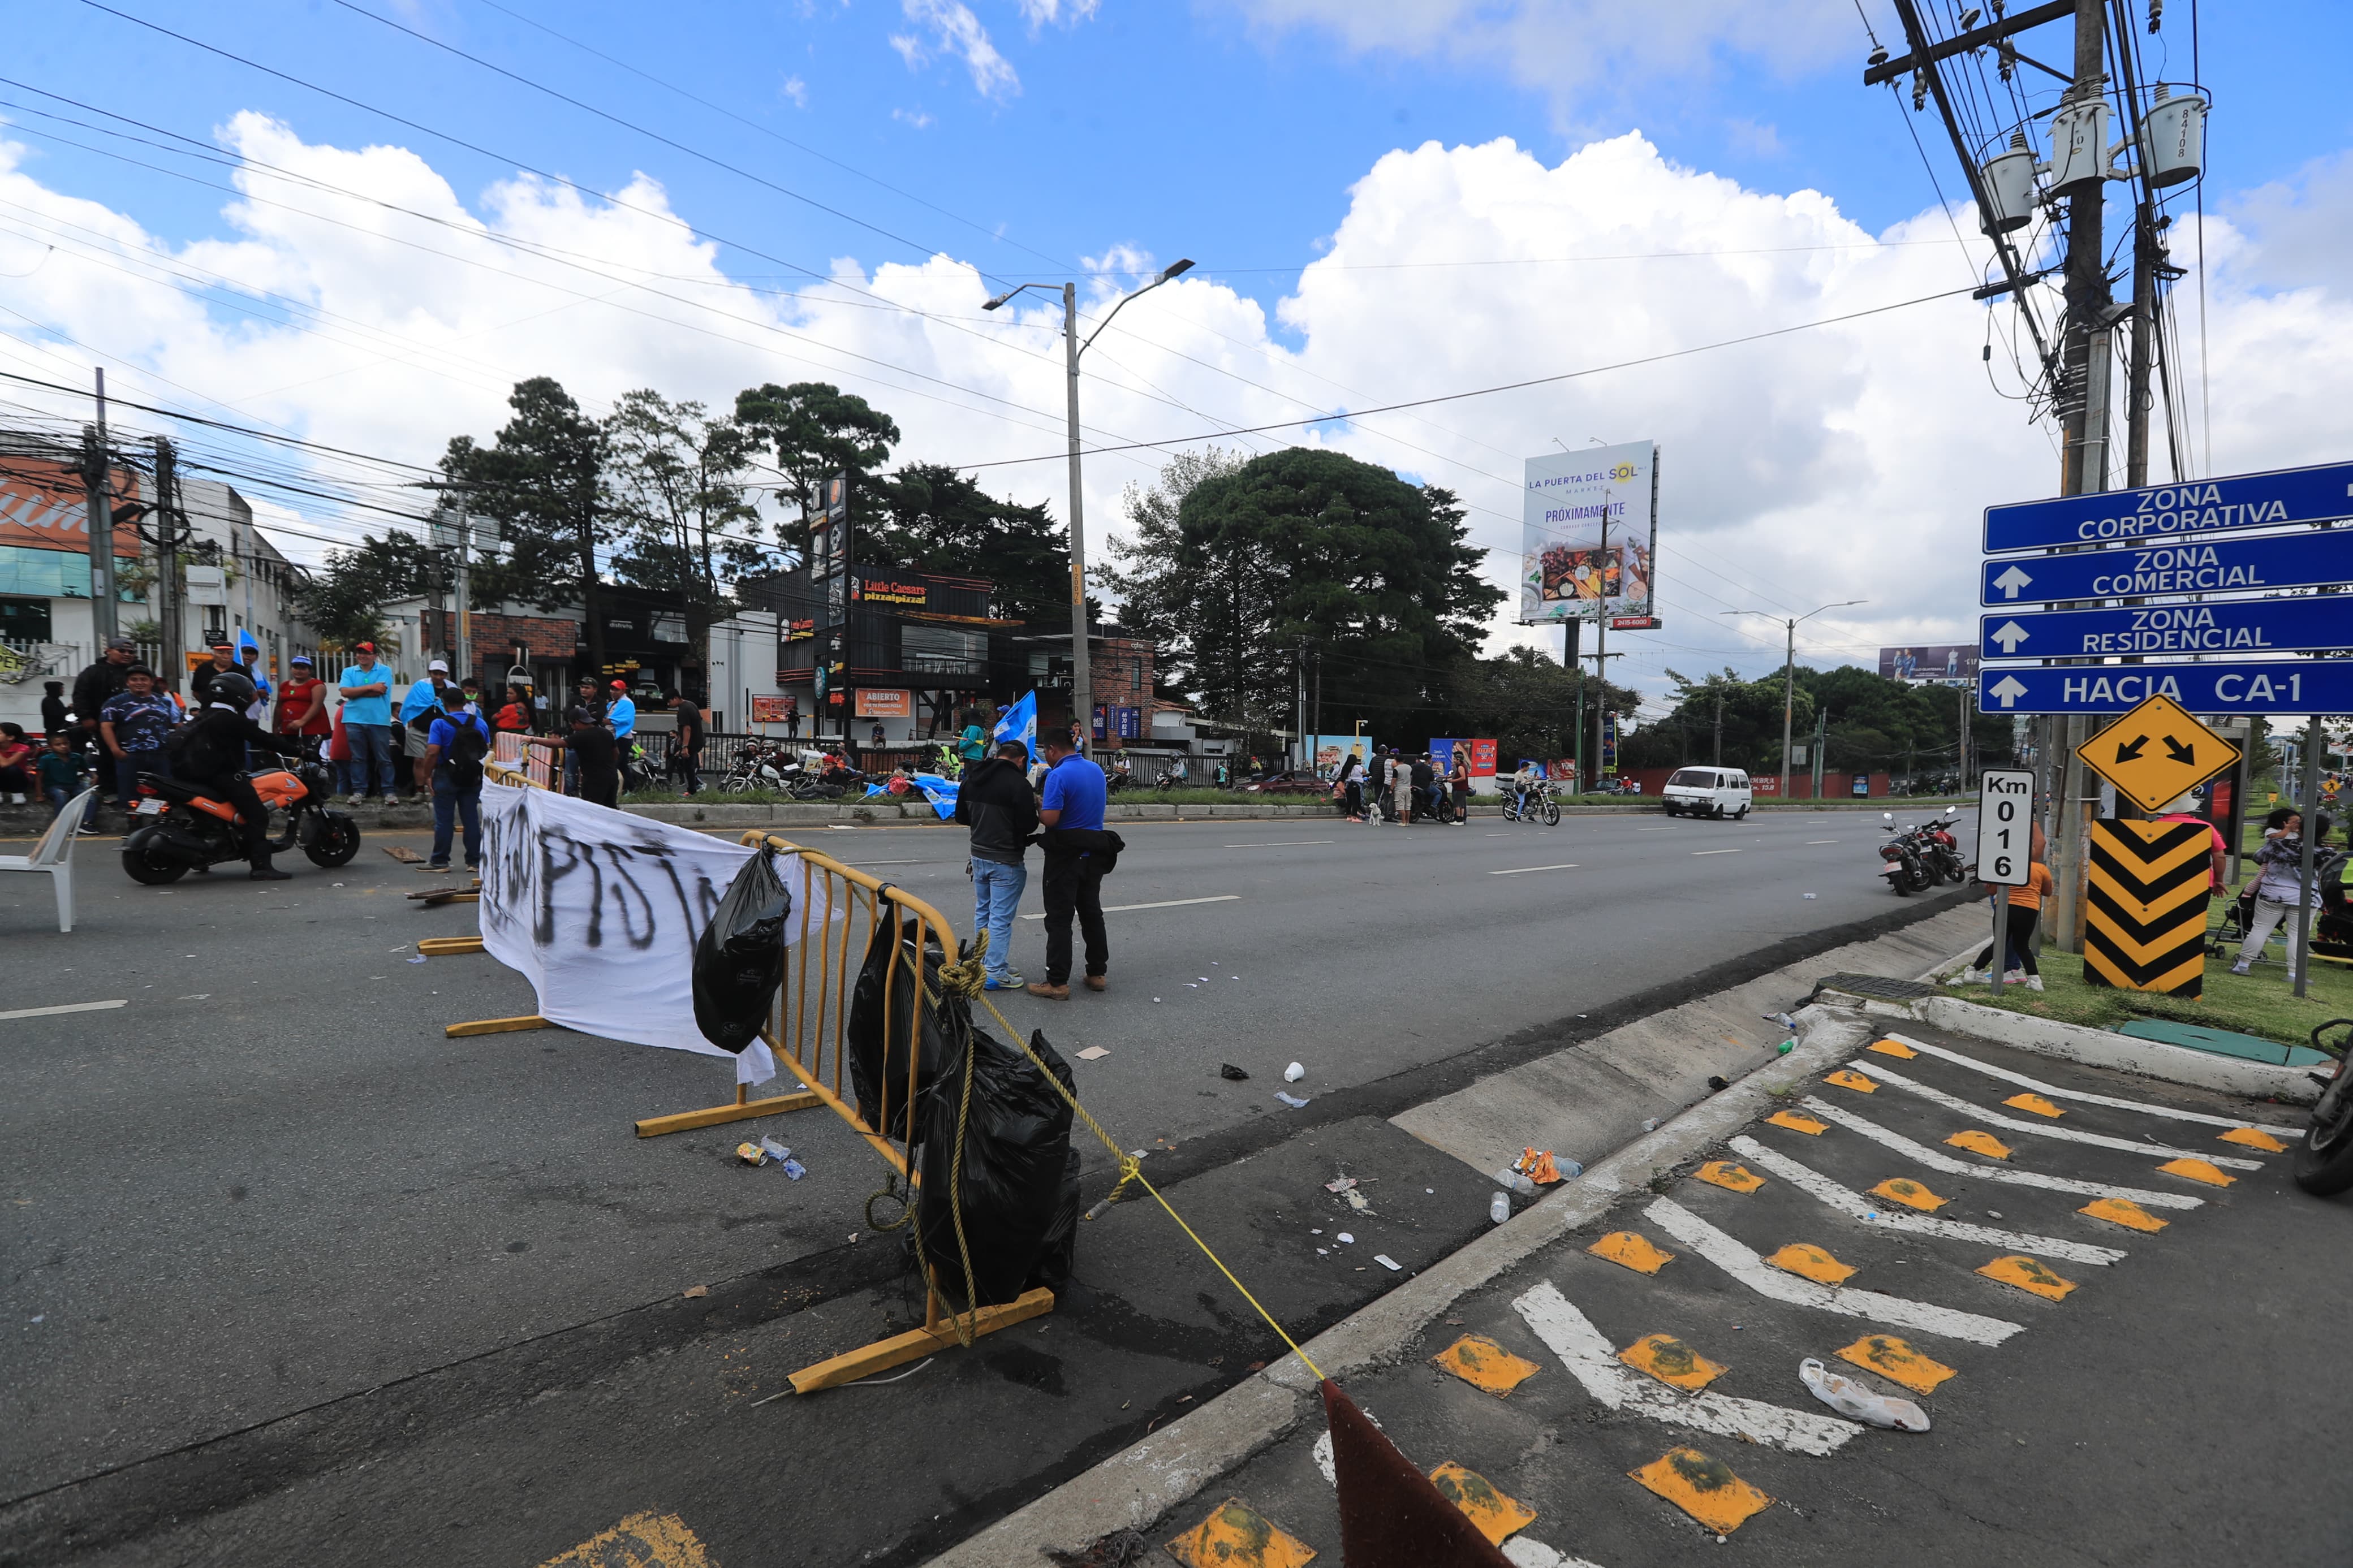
[{"x1": 1959, "y1": 857, "x2": 2053, "y2": 991}]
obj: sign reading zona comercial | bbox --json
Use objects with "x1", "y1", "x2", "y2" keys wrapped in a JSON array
[
  {"x1": 1983, "y1": 459, "x2": 2353, "y2": 554},
  {"x1": 1977, "y1": 529, "x2": 2353, "y2": 606}
]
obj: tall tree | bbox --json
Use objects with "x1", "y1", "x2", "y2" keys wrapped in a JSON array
[
  {"x1": 442, "y1": 378, "x2": 616, "y2": 678},
  {"x1": 1100, "y1": 447, "x2": 1242, "y2": 693},
  {"x1": 867, "y1": 463, "x2": 1067, "y2": 625},
  {"x1": 287, "y1": 530, "x2": 428, "y2": 653},
  {"x1": 604, "y1": 390, "x2": 768, "y2": 693},
  {"x1": 733, "y1": 381, "x2": 900, "y2": 534}
]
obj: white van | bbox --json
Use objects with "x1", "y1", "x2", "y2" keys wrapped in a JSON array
[{"x1": 1662, "y1": 766, "x2": 1752, "y2": 819}]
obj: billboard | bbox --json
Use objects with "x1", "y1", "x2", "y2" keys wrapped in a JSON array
[
  {"x1": 1310, "y1": 734, "x2": 1376, "y2": 773},
  {"x1": 1880, "y1": 645, "x2": 1978, "y2": 684},
  {"x1": 854, "y1": 688, "x2": 911, "y2": 719},
  {"x1": 1429, "y1": 738, "x2": 1501, "y2": 793},
  {"x1": 1520, "y1": 440, "x2": 1658, "y2": 625}
]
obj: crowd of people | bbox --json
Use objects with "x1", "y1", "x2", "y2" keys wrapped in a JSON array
[{"x1": 1327, "y1": 746, "x2": 1472, "y2": 825}]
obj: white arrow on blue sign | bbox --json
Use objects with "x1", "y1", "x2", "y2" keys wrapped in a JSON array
[
  {"x1": 1983, "y1": 459, "x2": 2353, "y2": 554},
  {"x1": 1978, "y1": 528, "x2": 2353, "y2": 606},
  {"x1": 1978, "y1": 661, "x2": 2353, "y2": 714},
  {"x1": 1977, "y1": 596, "x2": 2351, "y2": 660}
]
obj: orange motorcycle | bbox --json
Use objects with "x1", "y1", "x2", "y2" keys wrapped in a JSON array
[{"x1": 120, "y1": 759, "x2": 360, "y2": 884}]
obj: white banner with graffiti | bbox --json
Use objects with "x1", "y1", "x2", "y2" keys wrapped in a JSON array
[{"x1": 477, "y1": 781, "x2": 824, "y2": 1085}]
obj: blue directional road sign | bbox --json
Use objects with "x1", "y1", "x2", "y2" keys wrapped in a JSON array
[
  {"x1": 1983, "y1": 459, "x2": 2353, "y2": 554},
  {"x1": 1980, "y1": 595, "x2": 2350, "y2": 661},
  {"x1": 1979, "y1": 529, "x2": 2353, "y2": 607},
  {"x1": 1978, "y1": 660, "x2": 2353, "y2": 715}
]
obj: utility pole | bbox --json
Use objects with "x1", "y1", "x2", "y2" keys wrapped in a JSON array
[
  {"x1": 1061, "y1": 281, "x2": 1092, "y2": 757},
  {"x1": 1309, "y1": 643, "x2": 1321, "y2": 767},
  {"x1": 1712, "y1": 683, "x2": 1723, "y2": 766},
  {"x1": 1812, "y1": 705, "x2": 1828, "y2": 801},
  {"x1": 1589, "y1": 493, "x2": 1611, "y2": 790},
  {"x1": 80, "y1": 368, "x2": 118, "y2": 646},
  {"x1": 152, "y1": 436, "x2": 180, "y2": 676},
  {"x1": 1292, "y1": 636, "x2": 1307, "y2": 772}
]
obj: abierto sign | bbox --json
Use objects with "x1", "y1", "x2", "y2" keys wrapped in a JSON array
[{"x1": 1520, "y1": 440, "x2": 1657, "y2": 625}]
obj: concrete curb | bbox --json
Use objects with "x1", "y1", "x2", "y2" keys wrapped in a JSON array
[{"x1": 918, "y1": 1008, "x2": 1875, "y2": 1568}]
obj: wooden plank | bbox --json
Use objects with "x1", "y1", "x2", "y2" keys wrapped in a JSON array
[
  {"x1": 788, "y1": 1289, "x2": 1055, "y2": 1394},
  {"x1": 633, "y1": 1090, "x2": 824, "y2": 1138},
  {"x1": 417, "y1": 936, "x2": 485, "y2": 955},
  {"x1": 445, "y1": 1014, "x2": 554, "y2": 1036}
]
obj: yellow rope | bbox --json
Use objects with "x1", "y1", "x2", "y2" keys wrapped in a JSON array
[{"x1": 938, "y1": 931, "x2": 1325, "y2": 1382}]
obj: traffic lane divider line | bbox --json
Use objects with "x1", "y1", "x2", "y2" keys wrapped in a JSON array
[
  {"x1": 1643, "y1": 1198, "x2": 2026, "y2": 1346},
  {"x1": 0, "y1": 999, "x2": 127, "y2": 1020},
  {"x1": 1222, "y1": 840, "x2": 1335, "y2": 846},
  {"x1": 1881, "y1": 1032, "x2": 2304, "y2": 1136},
  {"x1": 1691, "y1": 849, "x2": 1743, "y2": 856},
  {"x1": 1796, "y1": 1097, "x2": 2207, "y2": 1210},
  {"x1": 1490, "y1": 863, "x2": 1582, "y2": 875},
  {"x1": 1510, "y1": 1282, "x2": 1864, "y2": 1457},
  {"x1": 1864, "y1": 1064, "x2": 2265, "y2": 1169},
  {"x1": 1020, "y1": 894, "x2": 1240, "y2": 919},
  {"x1": 1725, "y1": 1135, "x2": 2128, "y2": 1265}
]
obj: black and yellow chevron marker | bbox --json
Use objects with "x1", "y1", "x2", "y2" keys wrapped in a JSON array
[{"x1": 2084, "y1": 819, "x2": 2210, "y2": 996}]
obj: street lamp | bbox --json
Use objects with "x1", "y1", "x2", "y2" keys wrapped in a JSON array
[
  {"x1": 1721, "y1": 599, "x2": 1865, "y2": 801},
  {"x1": 984, "y1": 257, "x2": 1193, "y2": 756}
]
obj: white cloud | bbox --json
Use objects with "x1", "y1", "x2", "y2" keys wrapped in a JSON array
[
  {"x1": 1018, "y1": 0, "x2": 1101, "y2": 25},
  {"x1": 1, "y1": 116, "x2": 2347, "y2": 708},
  {"x1": 891, "y1": 107, "x2": 935, "y2": 129},
  {"x1": 780, "y1": 75, "x2": 810, "y2": 110},
  {"x1": 890, "y1": 0, "x2": 1020, "y2": 100}
]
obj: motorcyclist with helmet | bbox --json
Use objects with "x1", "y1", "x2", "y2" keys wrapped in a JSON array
[{"x1": 174, "y1": 670, "x2": 304, "y2": 880}]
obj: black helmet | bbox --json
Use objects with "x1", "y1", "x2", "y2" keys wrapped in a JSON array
[{"x1": 206, "y1": 671, "x2": 256, "y2": 710}]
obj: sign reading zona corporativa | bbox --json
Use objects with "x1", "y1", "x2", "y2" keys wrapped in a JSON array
[{"x1": 1983, "y1": 459, "x2": 2353, "y2": 554}]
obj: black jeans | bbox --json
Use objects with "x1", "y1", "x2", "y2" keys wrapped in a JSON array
[
  {"x1": 678, "y1": 742, "x2": 701, "y2": 794},
  {"x1": 1973, "y1": 904, "x2": 2041, "y2": 975},
  {"x1": 208, "y1": 771, "x2": 272, "y2": 862},
  {"x1": 1041, "y1": 850, "x2": 1106, "y2": 985}
]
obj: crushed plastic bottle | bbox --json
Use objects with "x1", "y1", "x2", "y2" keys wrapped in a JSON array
[
  {"x1": 1777, "y1": 1038, "x2": 1796, "y2": 1055},
  {"x1": 1495, "y1": 1169, "x2": 1537, "y2": 1197},
  {"x1": 1555, "y1": 1158, "x2": 1583, "y2": 1180},
  {"x1": 1799, "y1": 1358, "x2": 1929, "y2": 1431},
  {"x1": 1489, "y1": 1191, "x2": 1511, "y2": 1224}
]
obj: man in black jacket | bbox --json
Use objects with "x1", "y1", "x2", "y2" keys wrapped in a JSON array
[
  {"x1": 953, "y1": 739, "x2": 1037, "y2": 992},
  {"x1": 71, "y1": 637, "x2": 136, "y2": 797},
  {"x1": 175, "y1": 671, "x2": 303, "y2": 880}
]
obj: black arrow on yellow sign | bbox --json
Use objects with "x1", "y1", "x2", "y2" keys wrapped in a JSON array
[
  {"x1": 2165, "y1": 737, "x2": 2196, "y2": 764},
  {"x1": 2114, "y1": 736, "x2": 2148, "y2": 762}
]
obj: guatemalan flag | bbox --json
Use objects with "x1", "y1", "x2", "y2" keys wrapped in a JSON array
[{"x1": 993, "y1": 689, "x2": 1037, "y2": 755}]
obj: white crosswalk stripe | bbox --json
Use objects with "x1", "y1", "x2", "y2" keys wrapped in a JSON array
[
  {"x1": 1884, "y1": 1033, "x2": 2303, "y2": 1135},
  {"x1": 1644, "y1": 1197, "x2": 2025, "y2": 1345},
  {"x1": 1863, "y1": 1064, "x2": 2264, "y2": 1169},
  {"x1": 1724, "y1": 1135, "x2": 2130, "y2": 1265},
  {"x1": 1799, "y1": 1096, "x2": 2207, "y2": 1208},
  {"x1": 1510, "y1": 1281, "x2": 1864, "y2": 1456}
]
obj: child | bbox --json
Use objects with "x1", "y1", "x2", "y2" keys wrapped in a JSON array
[
  {"x1": 0, "y1": 722, "x2": 33, "y2": 801},
  {"x1": 36, "y1": 731, "x2": 100, "y2": 833}
]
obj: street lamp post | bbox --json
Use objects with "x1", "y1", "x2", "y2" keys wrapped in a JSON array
[
  {"x1": 985, "y1": 258, "x2": 1192, "y2": 757},
  {"x1": 1721, "y1": 600, "x2": 1865, "y2": 801}
]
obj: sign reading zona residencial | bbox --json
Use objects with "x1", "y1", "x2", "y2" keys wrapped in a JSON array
[
  {"x1": 1977, "y1": 660, "x2": 2353, "y2": 714},
  {"x1": 1979, "y1": 595, "x2": 2350, "y2": 661},
  {"x1": 1978, "y1": 529, "x2": 2353, "y2": 607},
  {"x1": 1983, "y1": 459, "x2": 2353, "y2": 554},
  {"x1": 2071, "y1": 692, "x2": 2241, "y2": 814}
]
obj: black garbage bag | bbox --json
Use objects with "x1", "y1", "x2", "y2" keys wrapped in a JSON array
[
  {"x1": 690, "y1": 850, "x2": 792, "y2": 1052},
  {"x1": 918, "y1": 1025, "x2": 1076, "y2": 1311},
  {"x1": 846, "y1": 906, "x2": 953, "y2": 1135},
  {"x1": 1027, "y1": 1145, "x2": 1084, "y2": 1296}
]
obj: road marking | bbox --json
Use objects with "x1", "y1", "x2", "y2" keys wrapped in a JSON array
[
  {"x1": 1766, "y1": 1241, "x2": 1856, "y2": 1284},
  {"x1": 1882, "y1": 1033, "x2": 2304, "y2": 1135},
  {"x1": 1429, "y1": 1461, "x2": 1537, "y2": 1546},
  {"x1": 1866, "y1": 1064, "x2": 2264, "y2": 1169},
  {"x1": 1691, "y1": 848, "x2": 1742, "y2": 856},
  {"x1": 1491, "y1": 863, "x2": 1581, "y2": 876},
  {"x1": 538, "y1": 1511, "x2": 713, "y2": 1567},
  {"x1": 1627, "y1": 1446, "x2": 1775, "y2": 1534},
  {"x1": 2080, "y1": 1197, "x2": 2168, "y2": 1232},
  {"x1": 1512, "y1": 1282, "x2": 1861, "y2": 1456},
  {"x1": 2157, "y1": 1156, "x2": 2236, "y2": 1186},
  {"x1": 1588, "y1": 1231, "x2": 1676, "y2": 1274},
  {"x1": 1644, "y1": 1198, "x2": 2025, "y2": 1345},
  {"x1": 1166, "y1": 1498, "x2": 1315, "y2": 1568},
  {"x1": 1835, "y1": 1334, "x2": 1956, "y2": 1395},
  {"x1": 1806, "y1": 839, "x2": 1841, "y2": 844},
  {"x1": 1725, "y1": 1135, "x2": 2128, "y2": 1265},
  {"x1": 0, "y1": 1000, "x2": 127, "y2": 1021},
  {"x1": 1798, "y1": 1097, "x2": 2205, "y2": 1209},
  {"x1": 1635, "y1": 826, "x2": 1679, "y2": 832},
  {"x1": 1432, "y1": 1333, "x2": 1544, "y2": 1395},
  {"x1": 1222, "y1": 840, "x2": 1333, "y2": 847},
  {"x1": 1978, "y1": 1255, "x2": 2078, "y2": 1301},
  {"x1": 1022, "y1": 895, "x2": 1239, "y2": 919},
  {"x1": 1618, "y1": 1332, "x2": 1726, "y2": 1392}
]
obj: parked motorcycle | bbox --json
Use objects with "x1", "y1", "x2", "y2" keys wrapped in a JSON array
[
  {"x1": 2292, "y1": 1018, "x2": 2353, "y2": 1195},
  {"x1": 1920, "y1": 804, "x2": 1966, "y2": 884},
  {"x1": 121, "y1": 760, "x2": 359, "y2": 884},
  {"x1": 1876, "y1": 811, "x2": 1936, "y2": 895}
]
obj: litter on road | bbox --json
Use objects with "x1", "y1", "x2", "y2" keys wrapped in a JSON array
[
  {"x1": 1800, "y1": 1357, "x2": 1929, "y2": 1431},
  {"x1": 1274, "y1": 1091, "x2": 1309, "y2": 1108}
]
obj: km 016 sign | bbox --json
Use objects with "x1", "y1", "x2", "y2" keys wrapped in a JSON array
[
  {"x1": 2072, "y1": 692, "x2": 2240, "y2": 814},
  {"x1": 1979, "y1": 595, "x2": 2350, "y2": 660},
  {"x1": 1983, "y1": 459, "x2": 2353, "y2": 554},
  {"x1": 1979, "y1": 530, "x2": 2353, "y2": 606}
]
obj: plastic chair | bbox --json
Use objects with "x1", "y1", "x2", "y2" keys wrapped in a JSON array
[{"x1": 1, "y1": 784, "x2": 99, "y2": 931}]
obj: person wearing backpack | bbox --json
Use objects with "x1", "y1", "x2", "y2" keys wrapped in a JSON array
[{"x1": 423, "y1": 699, "x2": 492, "y2": 871}]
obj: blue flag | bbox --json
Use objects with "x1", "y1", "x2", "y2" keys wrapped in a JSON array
[{"x1": 993, "y1": 690, "x2": 1037, "y2": 755}]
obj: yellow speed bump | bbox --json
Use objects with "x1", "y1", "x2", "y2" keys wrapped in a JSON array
[
  {"x1": 1618, "y1": 1333, "x2": 1727, "y2": 1392},
  {"x1": 1430, "y1": 1333, "x2": 1542, "y2": 1397},
  {"x1": 1824, "y1": 1068, "x2": 1878, "y2": 1093},
  {"x1": 1834, "y1": 1334, "x2": 1955, "y2": 1396},
  {"x1": 537, "y1": 1512, "x2": 714, "y2": 1568},
  {"x1": 1978, "y1": 1255, "x2": 2078, "y2": 1301},
  {"x1": 1427, "y1": 1462, "x2": 1537, "y2": 1545},
  {"x1": 1766, "y1": 1242, "x2": 1856, "y2": 1286},
  {"x1": 2219, "y1": 1127, "x2": 2289, "y2": 1153},
  {"x1": 2158, "y1": 1157, "x2": 2236, "y2": 1187},
  {"x1": 2003, "y1": 1092, "x2": 2066, "y2": 1118},
  {"x1": 1766, "y1": 1110, "x2": 1828, "y2": 1135},
  {"x1": 2079, "y1": 1197, "x2": 2169, "y2": 1232},
  {"x1": 1866, "y1": 1039, "x2": 1919, "y2": 1059},
  {"x1": 1696, "y1": 1161, "x2": 1765, "y2": 1193},
  {"x1": 1945, "y1": 1129, "x2": 2014, "y2": 1160},
  {"x1": 1166, "y1": 1498, "x2": 1317, "y2": 1568},
  {"x1": 1628, "y1": 1446, "x2": 1773, "y2": 1534},
  {"x1": 1587, "y1": 1230, "x2": 1677, "y2": 1276},
  {"x1": 1869, "y1": 1177, "x2": 1949, "y2": 1212}
]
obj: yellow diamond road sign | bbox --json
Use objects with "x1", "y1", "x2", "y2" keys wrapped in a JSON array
[{"x1": 2075, "y1": 692, "x2": 2241, "y2": 814}]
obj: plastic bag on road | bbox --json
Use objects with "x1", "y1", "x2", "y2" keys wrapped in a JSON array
[
  {"x1": 847, "y1": 906, "x2": 952, "y2": 1135},
  {"x1": 1799, "y1": 1357, "x2": 1929, "y2": 1431},
  {"x1": 692, "y1": 852, "x2": 792, "y2": 1053},
  {"x1": 918, "y1": 1023, "x2": 1077, "y2": 1311}
]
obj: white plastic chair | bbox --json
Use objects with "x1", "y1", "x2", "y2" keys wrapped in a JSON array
[{"x1": 1, "y1": 784, "x2": 99, "y2": 931}]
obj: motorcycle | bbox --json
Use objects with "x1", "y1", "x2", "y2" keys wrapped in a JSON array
[
  {"x1": 1919, "y1": 804, "x2": 1966, "y2": 884},
  {"x1": 121, "y1": 759, "x2": 359, "y2": 884},
  {"x1": 2292, "y1": 1018, "x2": 2353, "y2": 1195},
  {"x1": 1501, "y1": 779, "x2": 1562, "y2": 826},
  {"x1": 1876, "y1": 811, "x2": 1936, "y2": 895}
]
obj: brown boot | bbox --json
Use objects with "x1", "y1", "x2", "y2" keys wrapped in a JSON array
[
  {"x1": 1083, "y1": 975, "x2": 1107, "y2": 992},
  {"x1": 1025, "y1": 980, "x2": 1070, "y2": 1000}
]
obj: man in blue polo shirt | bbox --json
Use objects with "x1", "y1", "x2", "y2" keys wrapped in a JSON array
[
  {"x1": 1027, "y1": 727, "x2": 1110, "y2": 1000},
  {"x1": 336, "y1": 642, "x2": 395, "y2": 801}
]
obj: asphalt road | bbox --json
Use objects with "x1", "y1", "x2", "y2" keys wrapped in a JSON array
[{"x1": 0, "y1": 805, "x2": 1971, "y2": 1566}]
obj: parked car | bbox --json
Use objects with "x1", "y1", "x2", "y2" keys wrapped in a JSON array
[{"x1": 1661, "y1": 765, "x2": 1753, "y2": 819}]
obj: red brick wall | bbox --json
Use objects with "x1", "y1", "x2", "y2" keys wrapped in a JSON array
[
  {"x1": 423, "y1": 610, "x2": 579, "y2": 681},
  {"x1": 1093, "y1": 636, "x2": 1154, "y2": 746}
]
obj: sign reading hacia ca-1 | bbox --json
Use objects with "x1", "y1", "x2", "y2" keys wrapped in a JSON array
[{"x1": 1983, "y1": 459, "x2": 2353, "y2": 554}]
